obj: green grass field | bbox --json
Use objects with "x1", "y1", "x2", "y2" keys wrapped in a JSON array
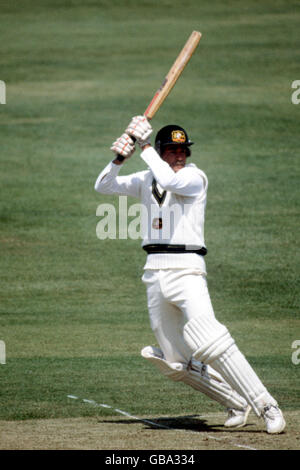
[{"x1": 0, "y1": 0, "x2": 300, "y2": 447}]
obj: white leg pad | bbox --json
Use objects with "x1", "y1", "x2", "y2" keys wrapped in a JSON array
[
  {"x1": 213, "y1": 344, "x2": 277, "y2": 416},
  {"x1": 183, "y1": 315, "x2": 235, "y2": 362},
  {"x1": 141, "y1": 346, "x2": 187, "y2": 381},
  {"x1": 183, "y1": 317, "x2": 277, "y2": 416},
  {"x1": 185, "y1": 360, "x2": 248, "y2": 410},
  {"x1": 141, "y1": 346, "x2": 248, "y2": 411}
]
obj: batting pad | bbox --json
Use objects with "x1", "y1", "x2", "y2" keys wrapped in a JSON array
[
  {"x1": 141, "y1": 345, "x2": 188, "y2": 381},
  {"x1": 141, "y1": 346, "x2": 248, "y2": 411},
  {"x1": 183, "y1": 317, "x2": 277, "y2": 416},
  {"x1": 183, "y1": 315, "x2": 235, "y2": 363}
]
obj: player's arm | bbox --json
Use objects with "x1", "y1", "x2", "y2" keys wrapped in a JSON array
[{"x1": 141, "y1": 146, "x2": 206, "y2": 197}]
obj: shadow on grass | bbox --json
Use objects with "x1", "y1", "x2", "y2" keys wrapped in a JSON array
[{"x1": 97, "y1": 414, "x2": 256, "y2": 433}]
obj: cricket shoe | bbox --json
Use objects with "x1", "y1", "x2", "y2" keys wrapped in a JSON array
[
  {"x1": 224, "y1": 405, "x2": 251, "y2": 428},
  {"x1": 262, "y1": 405, "x2": 286, "y2": 434}
]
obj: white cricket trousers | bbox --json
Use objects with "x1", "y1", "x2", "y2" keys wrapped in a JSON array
[
  {"x1": 142, "y1": 268, "x2": 215, "y2": 364},
  {"x1": 142, "y1": 267, "x2": 278, "y2": 416}
]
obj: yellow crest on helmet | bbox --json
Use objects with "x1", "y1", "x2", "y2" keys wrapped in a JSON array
[{"x1": 171, "y1": 130, "x2": 186, "y2": 143}]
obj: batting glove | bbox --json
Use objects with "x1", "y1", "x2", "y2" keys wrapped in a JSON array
[
  {"x1": 110, "y1": 133, "x2": 136, "y2": 159},
  {"x1": 126, "y1": 115, "x2": 153, "y2": 149}
]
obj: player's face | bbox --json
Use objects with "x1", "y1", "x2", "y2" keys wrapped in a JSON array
[{"x1": 162, "y1": 145, "x2": 187, "y2": 172}]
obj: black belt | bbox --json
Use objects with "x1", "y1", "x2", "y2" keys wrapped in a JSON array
[{"x1": 143, "y1": 244, "x2": 207, "y2": 256}]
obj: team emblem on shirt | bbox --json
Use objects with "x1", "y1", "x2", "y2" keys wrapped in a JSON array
[
  {"x1": 171, "y1": 130, "x2": 186, "y2": 143},
  {"x1": 152, "y1": 217, "x2": 163, "y2": 230}
]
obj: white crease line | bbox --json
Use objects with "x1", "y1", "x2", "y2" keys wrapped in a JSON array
[
  {"x1": 67, "y1": 395, "x2": 170, "y2": 429},
  {"x1": 67, "y1": 394, "x2": 258, "y2": 450}
]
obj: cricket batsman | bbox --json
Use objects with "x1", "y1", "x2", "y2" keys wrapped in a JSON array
[{"x1": 94, "y1": 115, "x2": 286, "y2": 433}]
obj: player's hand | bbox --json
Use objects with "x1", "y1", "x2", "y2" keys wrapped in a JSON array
[
  {"x1": 126, "y1": 115, "x2": 153, "y2": 149},
  {"x1": 110, "y1": 133, "x2": 136, "y2": 160}
]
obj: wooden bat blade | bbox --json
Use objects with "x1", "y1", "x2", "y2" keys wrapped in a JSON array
[{"x1": 144, "y1": 31, "x2": 202, "y2": 120}]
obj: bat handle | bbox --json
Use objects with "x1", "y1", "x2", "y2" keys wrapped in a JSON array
[{"x1": 116, "y1": 136, "x2": 136, "y2": 161}]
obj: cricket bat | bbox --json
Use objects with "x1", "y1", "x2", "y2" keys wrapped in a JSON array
[
  {"x1": 116, "y1": 31, "x2": 201, "y2": 159},
  {"x1": 144, "y1": 31, "x2": 202, "y2": 119}
]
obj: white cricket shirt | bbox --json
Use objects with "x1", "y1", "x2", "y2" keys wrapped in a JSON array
[{"x1": 95, "y1": 147, "x2": 208, "y2": 272}]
